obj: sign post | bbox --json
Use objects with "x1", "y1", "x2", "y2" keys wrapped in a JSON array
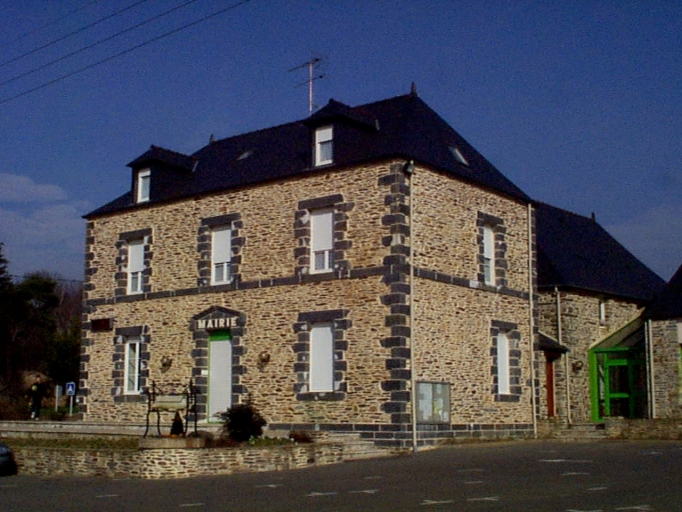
[{"x1": 65, "y1": 382, "x2": 76, "y2": 417}]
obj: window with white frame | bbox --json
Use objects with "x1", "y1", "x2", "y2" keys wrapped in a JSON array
[
  {"x1": 311, "y1": 208, "x2": 334, "y2": 273},
  {"x1": 599, "y1": 300, "x2": 607, "y2": 326},
  {"x1": 310, "y1": 323, "x2": 334, "y2": 392},
  {"x1": 483, "y1": 225, "x2": 495, "y2": 285},
  {"x1": 136, "y1": 169, "x2": 150, "y2": 203},
  {"x1": 314, "y1": 126, "x2": 333, "y2": 166},
  {"x1": 124, "y1": 336, "x2": 141, "y2": 394},
  {"x1": 127, "y1": 239, "x2": 144, "y2": 294},
  {"x1": 211, "y1": 225, "x2": 232, "y2": 284},
  {"x1": 496, "y1": 331, "x2": 510, "y2": 395}
]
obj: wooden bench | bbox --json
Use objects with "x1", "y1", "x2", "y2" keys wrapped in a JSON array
[{"x1": 144, "y1": 380, "x2": 197, "y2": 438}]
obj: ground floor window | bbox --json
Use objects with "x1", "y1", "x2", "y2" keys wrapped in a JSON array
[
  {"x1": 416, "y1": 381, "x2": 450, "y2": 424},
  {"x1": 124, "y1": 336, "x2": 141, "y2": 394}
]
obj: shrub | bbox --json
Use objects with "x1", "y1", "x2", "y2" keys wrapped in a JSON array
[{"x1": 217, "y1": 403, "x2": 267, "y2": 443}]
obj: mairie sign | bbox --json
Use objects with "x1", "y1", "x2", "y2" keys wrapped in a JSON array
[{"x1": 197, "y1": 317, "x2": 237, "y2": 330}]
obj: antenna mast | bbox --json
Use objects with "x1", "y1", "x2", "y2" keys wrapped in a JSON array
[{"x1": 289, "y1": 57, "x2": 324, "y2": 115}]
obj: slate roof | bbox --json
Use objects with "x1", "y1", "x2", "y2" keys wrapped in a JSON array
[
  {"x1": 85, "y1": 92, "x2": 529, "y2": 218},
  {"x1": 644, "y1": 262, "x2": 682, "y2": 320},
  {"x1": 536, "y1": 202, "x2": 665, "y2": 302}
]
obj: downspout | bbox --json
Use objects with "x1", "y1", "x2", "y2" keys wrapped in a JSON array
[
  {"x1": 646, "y1": 319, "x2": 656, "y2": 418},
  {"x1": 528, "y1": 203, "x2": 538, "y2": 438},
  {"x1": 556, "y1": 286, "x2": 571, "y2": 424},
  {"x1": 405, "y1": 160, "x2": 418, "y2": 453}
]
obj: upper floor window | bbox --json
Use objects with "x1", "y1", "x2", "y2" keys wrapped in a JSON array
[
  {"x1": 599, "y1": 300, "x2": 607, "y2": 326},
  {"x1": 136, "y1": 169, "x2": 151, "y2": 203},
  {"x1": 127, "y1": 239, "x2": 145, "y2": 294},
  {"x1": 311, "y1": 208, "x2": 334, "y2": 273},
  {"x1": 212, "y1": 225, "x2": 232, "y2": 284},
  {"x1": 482, "y1": 225, "x2": 495, "y2": 285},
  {"x1": 124, "y1": 336, "x2": 141, "y2": 394},
  {"x1": 314, "y1": 126, "x2": 333, "y2": 166}
]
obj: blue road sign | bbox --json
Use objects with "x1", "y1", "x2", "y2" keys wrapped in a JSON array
[{"x1": 66, "y1": 382, "x2": 76, "y2": 396}]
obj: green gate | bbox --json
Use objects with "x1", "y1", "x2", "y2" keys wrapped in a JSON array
[{"x1": 589, "y1": 320, "x2": 648, "y2": 421}]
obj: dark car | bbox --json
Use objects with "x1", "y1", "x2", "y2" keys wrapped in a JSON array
[{"x1": 0, "y1": 442, "x2": 17, "y2": 476}]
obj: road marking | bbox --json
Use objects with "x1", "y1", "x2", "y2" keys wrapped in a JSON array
[
  {"x1": 464, "y1": 480, "x2": 484, "y2": 484},
  {"x1": 561, "y1": 472, "x2": 590, "y2": 476},
  {"x1": 255, "y1": 484, "x2": 282, "y2": 488},
  {"x1": 457, "y1": 468, "x2": 485, "y2": 472},
  {"x1": 615, "y1": 506, "x2": 654, "y2": 511},
  {"x1": 588, "y1": 486, "x2": 608, "y2": 491},
  {"x1": 348, "y1": 489, "x2": 378, "y2": 494},
  {"x1": 96, "y1": 494, "x2": 119, "y2": 499},
  {"x1": 364, "y1": 475, "x2": 383, "y2": 480},
  {"x1": 308, "y1": 491, "x2": 338, "y2": 497},
  {"x1": 566, "y1": 509, "x2": 602, "y2": 512},
  {"x1": 422, "y1": 499, "x2": 454, "y2": 506},
  {"x1": 179, "y1": 503, "x2": 204, "y2": 508},
  {"x1": 467, "y1": 496, "x2": 499, "y2": 502},
  {"x1": 540, "y1": 459, "x2": 593, "y2": 463}
]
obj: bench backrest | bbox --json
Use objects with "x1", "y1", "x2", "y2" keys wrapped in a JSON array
[{"x1": 151, "y1": 394, "x2": 188, "y2": 411}]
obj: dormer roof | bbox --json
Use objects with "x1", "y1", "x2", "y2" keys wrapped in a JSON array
[{"x1": 85, "y1": 93, "x2": 530, "y2": 218}]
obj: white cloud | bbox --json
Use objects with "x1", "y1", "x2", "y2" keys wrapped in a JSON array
[
  {"x1": 0, "y1": 173, "x2": 68, "y2": 203},
  {"x1": 0, "y1": 177, "x2": 87, "y2": 281},
  {"x1": 605, "y1": 204, "x2": 682, "y2": 281}
]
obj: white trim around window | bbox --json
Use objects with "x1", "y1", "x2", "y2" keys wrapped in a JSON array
[
  {"x1": 127, "y1": 239, "x2": 144, "y2": 294},
  {"x1": 211, "y1": 225, "x2": 232, "y2": 284},
  {"x1": 124, "y1": 336, "x2": 141, "y2": 394},
  {"x1": 314, "y1": 126, "x2": 333, "y2": 166},
  {"x1": 310, "y1": 323, "x2": 334, "y2": 392},
  {"x1": 136, "y1": 169, "x2": 151, "y2": 203},
  {"x1": 497, "y1": 331, "x2": 510, "y2": 395},
  {"x1": 310, "y1": 208, "x2": 334, "y2": 273}
]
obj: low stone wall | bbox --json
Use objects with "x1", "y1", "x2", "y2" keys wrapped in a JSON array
[
  {"x1": 13, "y1": 442, "x2": 353, "y2": 479},
  {"x1": 605, "y1": 418, "x2": 682, "y2": 440}
]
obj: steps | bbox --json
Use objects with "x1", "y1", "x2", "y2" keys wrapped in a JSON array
[{"x1": 552, "y1": 422, "x2": 609, "y2": 441}]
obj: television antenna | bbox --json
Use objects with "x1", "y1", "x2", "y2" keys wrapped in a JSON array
[{"x1": 289, "y1": 56, "x2": 325, "y2": 115}]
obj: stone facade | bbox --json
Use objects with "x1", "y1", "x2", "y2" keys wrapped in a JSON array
[
  {"x1": 82, "y1": 159, "x2": 535, "y2": 446},
  {"x1": 537, "y1": 290, "x2": 642, "y2": 422},
  {"x1": 649, "y1": 320, "x2": 682, "y2": 418}
]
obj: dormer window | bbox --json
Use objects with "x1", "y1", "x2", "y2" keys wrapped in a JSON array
[
  {"x1": 314, "y1": 126, "x2": 333, "y2": 166},
  {"x1": 136, "y1": 169, "x2": 150, "y2": 203}
]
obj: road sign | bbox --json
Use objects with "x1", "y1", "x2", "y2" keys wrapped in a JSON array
[{"x1": 66, "y1": 382, "x2": 76, "y2": 396}]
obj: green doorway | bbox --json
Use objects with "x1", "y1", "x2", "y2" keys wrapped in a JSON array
[{"x1": 589, "y1": 319, "x2": 648, "y2": 421}]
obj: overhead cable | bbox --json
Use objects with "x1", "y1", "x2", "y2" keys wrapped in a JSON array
[
  {"x1": 0, "y1": 0, "x2": 203, "y2": 88},
  {"x1": 0, "y1": 0, "x2": 252, "y2": 107}
]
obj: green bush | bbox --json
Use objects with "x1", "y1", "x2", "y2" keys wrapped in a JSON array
[{"x1": 217, "y1": 403, "x2": 267, "y2": 443}]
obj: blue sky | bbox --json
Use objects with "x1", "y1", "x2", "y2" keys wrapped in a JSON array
[{"x1": 0, "y1": 0, "x2": 680, "y2": 282}]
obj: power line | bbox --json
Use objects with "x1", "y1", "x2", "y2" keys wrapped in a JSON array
[
  {"x1": 0, "y1": 0, "x2": 252, "y2": 107},
  {"x1": 0, "y1": 0, "x2": 154, "y2": 70},
  {"x1": 0, "y1": 0, "x2": 203, "y2": 89},
  {"x1": 0, "y1": 0, "x2": 107, "y2": 49}
]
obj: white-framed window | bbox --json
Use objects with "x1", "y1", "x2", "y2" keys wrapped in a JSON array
[
  {"x1": 599, "y1": 300, "x2": 607, "y2": 326},
  {"x1": 136, "y1": 169, "x2": 150, "y2": 203},
  {"x1": 483, "y1": 225, "x2": 495, "y2": 285},
  {"x1": 311, "y1": 208, "x2": 334, "y2": 273},
  {"x1": 314, "y1": 126, "x2": 333, "y2": 166},
  {"x1": 310, "y1": 323, "x2": 334, "y2": 392},
  {"x1": 124, "y1": 336, "x2": 141, "y2": 394},
  {"x1": 212, "y1": 225, "x2": 232, "y2": 284},
  {"x1": 416, "y1": 382, "x2": 451, "y2": 424},
  {"x1": 496, "y1": 331, "x2": 510, "y2": 395},
  {"x1": 127, "y1": 239, "x2": 144, "y2": 294}
]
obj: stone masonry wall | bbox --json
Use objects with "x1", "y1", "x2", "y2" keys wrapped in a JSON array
[
  {"x1": 537, "y1": 290, "x2": 642, "y2": 423},
  {"x1": 651, "y1": 320, "x2": 682, "y2": 418}
]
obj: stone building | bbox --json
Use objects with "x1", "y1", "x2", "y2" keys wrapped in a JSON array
[
  {"x1": 642, "y1": 262, "x2": 682, "y2": 418},
  {"x1": 535, "y1": 202, "x2": 665, "y2": 423},
  {"x1": 81, "y1": 91, "x2": 539, "y2": 446}
]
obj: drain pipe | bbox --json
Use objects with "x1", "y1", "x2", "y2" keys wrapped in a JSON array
[
  {"x1": 556, "y1": 287, "x2": 571, "y2": 424},
  {"x1": 405, "y1": 160, "x2": 418, "y2": 453},
  {"x1": 646, "y1": 319, "x2": 656, "y2": 418},
  {"x1": 528, "y1": 203, "x2": 538, "y2": 438}
]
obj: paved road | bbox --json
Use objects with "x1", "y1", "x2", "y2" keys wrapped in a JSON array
[{"x1": 2, "y1": 440, "x2": 682, "y2": 511}]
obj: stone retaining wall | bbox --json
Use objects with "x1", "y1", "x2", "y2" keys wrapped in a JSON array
[{"x1": 13, "y1": 442, "x2": 374, "y2": 479}]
